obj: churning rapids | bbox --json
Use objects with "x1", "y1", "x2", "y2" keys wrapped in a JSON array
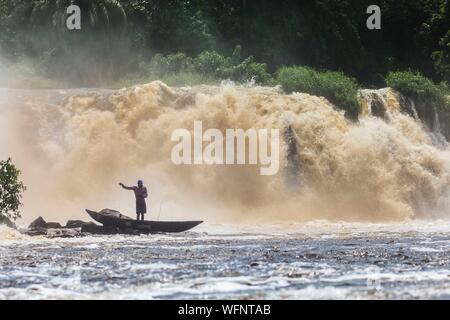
[
  {"x1": 1, "y1": 82, "x2": 450, "y2": 299},
  {"x1": 1, "y1": 223, "x2": 450, "y2": 299}
]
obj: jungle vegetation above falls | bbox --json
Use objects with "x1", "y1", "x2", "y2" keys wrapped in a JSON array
[{"x1": 0, "y1": 0, "x2": 449, "y2": 132}]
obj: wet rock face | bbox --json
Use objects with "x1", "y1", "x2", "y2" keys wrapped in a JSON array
[
  {"x1": 0, "y1": 214, "x2": 16, "y2": 229},
  {"x1": 369, "y1": 94, "x2": 387, "y2": 119},
  {"x1": 283, "y1": 124, "x2": 301, "y2": 188},
  {"x1": 397, "y1": 94, "x2": 417, "y2": 119}
]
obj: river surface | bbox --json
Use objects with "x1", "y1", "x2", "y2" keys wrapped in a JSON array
[{"x1": 1, "y1": 221, "x2": 450, "y2": 300}]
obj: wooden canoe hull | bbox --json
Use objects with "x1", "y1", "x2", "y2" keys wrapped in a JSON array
[{"x1": 86, "y1": 209, "x2": 203, "y2": 233}]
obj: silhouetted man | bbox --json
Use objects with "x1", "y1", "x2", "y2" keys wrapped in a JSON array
[{"x1": 119, "y1": 180, "x2": 148, "y2": 221}]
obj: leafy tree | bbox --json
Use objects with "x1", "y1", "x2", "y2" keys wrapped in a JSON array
[
  {"x1": 433, "y1": 31, "x2": 450, "y2": 81},
  {"x1": 0, "y1": 158, "x2": 26, "y2": 221}
]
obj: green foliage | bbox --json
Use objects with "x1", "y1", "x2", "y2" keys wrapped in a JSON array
[
  {"x1": 128, "y1": 47, "x2": 272, "y2": 86},
  {"x1": 0, "y1": 0, "x2": 448, "y2": 87},
  {"x1": 385, "y1": 71, "x2": 448, "y2": 110},
  {"x1": 192, "y1": 50, "x2": 271, "y2": 83},
  {"x1": 432, "y1": 30, "x2": 450, "y2": 81},
  {"x1": 276, "y1": 66, "x2": 360, "y2": 118},
  {"x1": 193, "y1": 51, "x2": 231, "y2": 77},
  {"x1": 0, "y1": 158, "x2": 26, "y2": 221},
  {"x1": 149, "y1": 53, "x2": 194, "y2": 75},
  {"x1": 438, "y1": 82, "x2": 450, "y2": 95},
  {"x1": 386, "y1": 71, "x2": 450, "y2": 134},
  {"x1": 225, "y1": 56, "x2": 272, "y2": 84}
]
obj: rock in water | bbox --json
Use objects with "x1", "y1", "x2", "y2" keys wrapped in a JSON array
[
  {"x1": 46, "y1": 222, "x2": 62, "y2": 229},
  {"x1": 65, "y1": 220, "x2": 91, "y2": 228},
  {"x1": 28, "y1": 217, "x2": 62, "y2": 229},
  {"x1": 28, "y1": 216, "x2": 47, "y2": 229},
  {"x1": 0, "y1": 214, "x2": 17, "y2": 229}
]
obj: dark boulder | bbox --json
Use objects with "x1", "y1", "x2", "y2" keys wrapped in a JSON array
[
  {"x1": 0, "y1": 214, "x2": 17, "y2": 229},
  {"x1": 28, "y1": 216, "x2": 47, "y2": 229},
  {"x1": 46, "y1": 222, "x2": 62, "y2": 229},
  {"x1": 27, "y1": 217, "x2": 62, "y2": 229},
  {"x1": 65, "y1": 220, "x2": 91, "y2": 228}
]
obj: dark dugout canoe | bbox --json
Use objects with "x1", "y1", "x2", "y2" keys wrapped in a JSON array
[{"x1": 86, "y1": 209, "x2": 203, "y2": 233}]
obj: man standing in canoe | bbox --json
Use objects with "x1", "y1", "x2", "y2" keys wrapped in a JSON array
[{"x1": 119, "y1": 180, "x2": 148, "y2": 221}]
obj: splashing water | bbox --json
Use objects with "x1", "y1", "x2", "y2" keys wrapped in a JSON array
[{"x1": 1, "y1": 82, "x2": 450, "y2": 225}]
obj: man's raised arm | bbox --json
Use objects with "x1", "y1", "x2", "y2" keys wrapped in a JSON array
[{"x1": 119, "y1": 182, "x2": 134, "y2": 190}]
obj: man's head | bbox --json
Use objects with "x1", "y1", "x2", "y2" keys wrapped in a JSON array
[{"x1": 137, "y1": 180, "x2": 143, "y2": 188}]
